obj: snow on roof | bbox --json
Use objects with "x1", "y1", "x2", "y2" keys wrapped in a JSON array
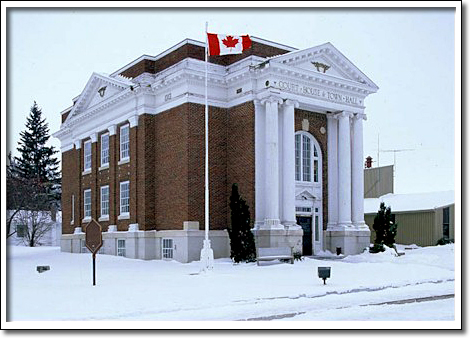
[{"x1": 364, "y1": 191, "x2": 455, "y2": 214}]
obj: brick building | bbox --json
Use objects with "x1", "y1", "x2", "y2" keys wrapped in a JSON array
[{"x1": 53, "y1": 37, "x2": 378, "y2": 262}]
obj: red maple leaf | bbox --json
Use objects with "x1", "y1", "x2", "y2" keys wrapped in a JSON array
[{"x1": 222, "y1": 36, "x2": 239, "y2": 48}]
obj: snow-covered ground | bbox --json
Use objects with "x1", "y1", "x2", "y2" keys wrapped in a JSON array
[{"x1": 5, "y1": 243, "x2": 459, "y2": 328}]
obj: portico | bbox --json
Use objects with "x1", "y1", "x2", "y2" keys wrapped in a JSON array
[{"x1": 251, "y1": 42, "x2": 378, "y2": 255}]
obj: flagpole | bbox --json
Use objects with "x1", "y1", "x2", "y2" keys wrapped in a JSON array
[{"x1": 201, "y1": 21, "x2": 214, "y2": 271}]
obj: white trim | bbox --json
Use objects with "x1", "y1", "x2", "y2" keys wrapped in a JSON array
[
  {"x1": 83, "y1": 139, "x2": 92, "y2": 171},
  {"x1": 100, "y1": 185, "x2": 110, "y2": 219},
  {"x1": 100, "y1": 132, "x2": 110, "y2": 167},
  {"x1": 119, "y1": 181, "x2": 130, "y2": 216},
  {"x1": 71, "y1": 194, "x2": 75, "y2": 225},
  {"x1": 82, "y1": 169, "x2": 92, "y2": 176},
  {"x1": 83, "y1": 189, "x2": 92, "y2": 219},
  {"x1": 118, "y1": 158, "x2": 130, "y2": 166},
  {"x1": 99, "y1": 164, "x2": 109, "y2": 171},
  {"x1": 98, "y1": 216, "x2": 110, "y2": 222},
  {"x1": 118, "y1": 213, "x2": 130, "y2": 220},
  {"x1": 119, "y1": 124, "x2": 130, "y2": 161}
]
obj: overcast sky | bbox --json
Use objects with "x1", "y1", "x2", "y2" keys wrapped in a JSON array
[{"x1": 5, "y1": 6, "x2": 457, "y2": 194}]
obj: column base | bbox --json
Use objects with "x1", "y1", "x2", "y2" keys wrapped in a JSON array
[
  {"x1": 282, "y1": 220, "x2": 301, "y2": 230},
  {"x1": 200, "y1": 239, "x2": 214, "y2": 271},
  {"x1": 325, "y1": 228, "x2": 371, "y2": 256},
  {"x1": 260, "y1": 218, "x2": 284, "y2": 230}
]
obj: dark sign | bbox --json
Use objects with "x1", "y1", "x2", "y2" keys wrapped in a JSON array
[{"x1": 85, "y1": 219, "x2": 103, "y2": 255}]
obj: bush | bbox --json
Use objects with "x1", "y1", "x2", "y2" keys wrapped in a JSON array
[
  {"x1": 436, "y1": 237, "x2": 453, "y2": 246},
  {"x1": 370, "y1": 202, "x2": 398, "y2": 253},
  {"x1": 293, "y1": 251, "x2": 303, "y2": 261}
]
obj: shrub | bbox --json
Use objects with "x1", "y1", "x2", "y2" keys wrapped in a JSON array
[{"x1": 370, "y1": 202, "x2": 398, "y2": 253}]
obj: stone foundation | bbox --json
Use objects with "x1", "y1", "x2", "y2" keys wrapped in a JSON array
[
  {"x1": 60, "y1": 227, "x2": 230, "y2": 263},
  {"x1": 325, "y1": 229, "x2": 371, "y2": 255},
  {"x1": 252, "y1": 228, "x2": 303, "y2": 253}
]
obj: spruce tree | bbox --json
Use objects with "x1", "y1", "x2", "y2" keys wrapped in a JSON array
[
  {"x1": 370, "y1": 202, "x2": 398, "y2": 253},
  {"x1": 228, "y1": 183, "x2": 256, "y2": 263},
  {"x1": 14, "y1": 102, "x2": 60, "y2": 208}
]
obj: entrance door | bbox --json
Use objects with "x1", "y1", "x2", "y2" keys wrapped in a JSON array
[{"x1": 297, "y1": 216, "x2": 313, "y2": 256}]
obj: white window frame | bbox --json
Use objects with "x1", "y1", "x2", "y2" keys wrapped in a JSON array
[
  {"x1": 118, "y1": 181, "x2": 130, "y2": 219},
  {"x1": 162, "y1": 238, "x2": 174, "y2": 259},
  {"x1": 80, "y1": 239, "x2": 88, "y2": 253},
  {"x1": 117, "y1": 239, "x2": 126, "y2": 257},
  {"x1": 83, "y1": 189, "x2": 92, "y2": 221},
  {"x1": 119, "y1": 124, "x2": 130, "y2": 163},
  {"x1": 295, "y1": 131, "x2": 322, "y2": 185},
  {"x1": 99, "y1": 185, "x2": 109, "y2": 221},
  {"x1": 100, "y1": 133, "x2": 109, "y2": 168},
  {"x1": 83, "y1": 140, "x2": 92, "y2": 173}
]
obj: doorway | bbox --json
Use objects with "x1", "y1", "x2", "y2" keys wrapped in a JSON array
[{"x1": 297, "y1": 216, "x2": 313, "y2": 256}]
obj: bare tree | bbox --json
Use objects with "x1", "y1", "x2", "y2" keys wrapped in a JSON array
[{"x1": 15, "y1": 210, "x2": 54, "y2": 247}]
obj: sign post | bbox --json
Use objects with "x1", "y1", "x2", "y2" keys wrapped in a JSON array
[{"x1": 85, "y1": 220, "x2": 103, "y2": 286}]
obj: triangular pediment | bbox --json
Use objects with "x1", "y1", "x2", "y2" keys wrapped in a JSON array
[
  {"x1": 270, "y1": 42, "x2": 378, "y2": 91},
  {"x1": 296, "y1": 190, "x2": 316, "y2": 201},
  {"x1": 64, "y1": 73, "x2": 134, "y2": 124}
]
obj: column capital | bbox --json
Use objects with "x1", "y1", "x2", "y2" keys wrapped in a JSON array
[
  {"x1": 261, "y1": 95, "x2": 283, "y2": 106},
  {"x1": 128, "y1": 115, "x2": 139, "y2": 128},
  {"x1": 338, "y1": 111, "x2": 354, "y2": 119},
  {"x1": 283, "y1": 99, "x2": 299, "y2": 108},
  {"x1": 353, "y1": 113, "x2": 367, "y2": 121},
  {"x1": 90, "y1": 132, "x2": 98, "y2": 143},
  {"x1": 108, "y1": 125, "x2": 117, "y2": 136}
]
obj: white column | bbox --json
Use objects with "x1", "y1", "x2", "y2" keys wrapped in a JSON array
[
  {"x1": 337, "y1": 111, "x2": 353, "y2": 228},
  {"x1": 281, "y1": 99, "x2": 299, "y2": 228},
  {"x1": 326, "y1": 113, "x2": 338, "y2": 230},
  {"x1": 263, "y1": 96, "x2": 283, "y2": 229},
  {"x1": 351, "y1": 113, "x2": 367, "y2": 228},
  {"x1": 254, "y1": 99, "x2": 265, "y2": 229}
]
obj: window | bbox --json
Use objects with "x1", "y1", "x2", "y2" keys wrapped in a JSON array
[
  {"x1": 84, "y1": 140, "x2": 92, "y2": 171},
  {"x1": 295, "y1": 135, "x2": 301, "y2": 181},
  {"x1": 162, "y1": 238, "x2": 174, "y2": 259},
  {"x1": 117, "y1": 239, "x2": 126, "y2": 257},
  {"x1": 16, "y1": 224, "x2": 26, "y2": 238},
  {"x1": 81, "y1": 239, "x2": 88, "y2": 253},
  {"x1": 443, "y1": 207, "x2": 450, "y2": 239},
  {"x1": 295, "y1": 133, "x2": 321, "y2": 184},
  {"x1": 296, "y1": 207, "x2": 312, "y2": 213},
  {"x1": 101, "y1": 133, "x2": 109, "y2": 167},
  {"x1": 120, "y1": 124, "x2": 130, "y2": 161},
  {"x1": 120, "y1": 181, "x2": 130, "y2": 215},
  {"x1": 101, "y1": 186, "x2": 109, "y2": 217},
  {"x1": 302, "y1": 135, "x2": 311, "y2": 181},
  {"x1": 314, "y1": 207, "x2": 320, "y2": 242},
  {"x1": 84, "y1": 189, "x2": 91, "y2": 219}
]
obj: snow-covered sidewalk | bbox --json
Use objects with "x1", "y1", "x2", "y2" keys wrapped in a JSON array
[{"x1": 6, "y1": 244, "x2": 456, "y2": 325}]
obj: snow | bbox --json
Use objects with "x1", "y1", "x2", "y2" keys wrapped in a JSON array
[
  {"x1": 364, "y1": 190, "x2": 455, "y2": 213},
  {"x1": 5, "y1": 243, "x2": 458, "y2": 328}
]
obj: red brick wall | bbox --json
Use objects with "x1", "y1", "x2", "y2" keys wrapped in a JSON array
[
  {"x1": 154, "y1": 105, "x2": 189, "y2": 230},
  {"x1": 294, "y1": 109, "x2": 328, "y2": 230},
  {"x1": 118, "y1": 40, "x2": 291, "y2": 78},
  {"x1": 226, "y1": 102, "x2": 256, "y2": 226}
]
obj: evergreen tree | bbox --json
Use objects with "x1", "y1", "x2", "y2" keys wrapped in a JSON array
[
  {"x1": 370, "y1": 202, "x2": 398, "y2": 253},
  {"x1": 14, "y1": 102, "x2": 60, "y2": 208},
  {"x1": 228, "y1": 183, "x2": 256, "y2": 263}
]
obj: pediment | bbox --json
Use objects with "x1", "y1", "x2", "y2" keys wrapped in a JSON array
[
  {"x1": 296, "y1": 190, "x2": 316, "y2": 201},
  {"x1": 64, "y1": 73, "x2": 134, "y2": 124},
  {"x1": 270, "y1": 42, "x2": 378, "y2": 91}
]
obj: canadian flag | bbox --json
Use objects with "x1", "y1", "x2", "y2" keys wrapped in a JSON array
[{"x1": 207, "y1": 33, "x2": 252, "y2": 56}]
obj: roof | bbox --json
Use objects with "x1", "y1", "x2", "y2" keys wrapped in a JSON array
[{"x1": 364, "y1": 191, "x2": 455, "y2": 214}]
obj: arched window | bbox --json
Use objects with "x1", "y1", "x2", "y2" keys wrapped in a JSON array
[{"x1": 295, "y1": 132, "x2": 321, "y2": 183}]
